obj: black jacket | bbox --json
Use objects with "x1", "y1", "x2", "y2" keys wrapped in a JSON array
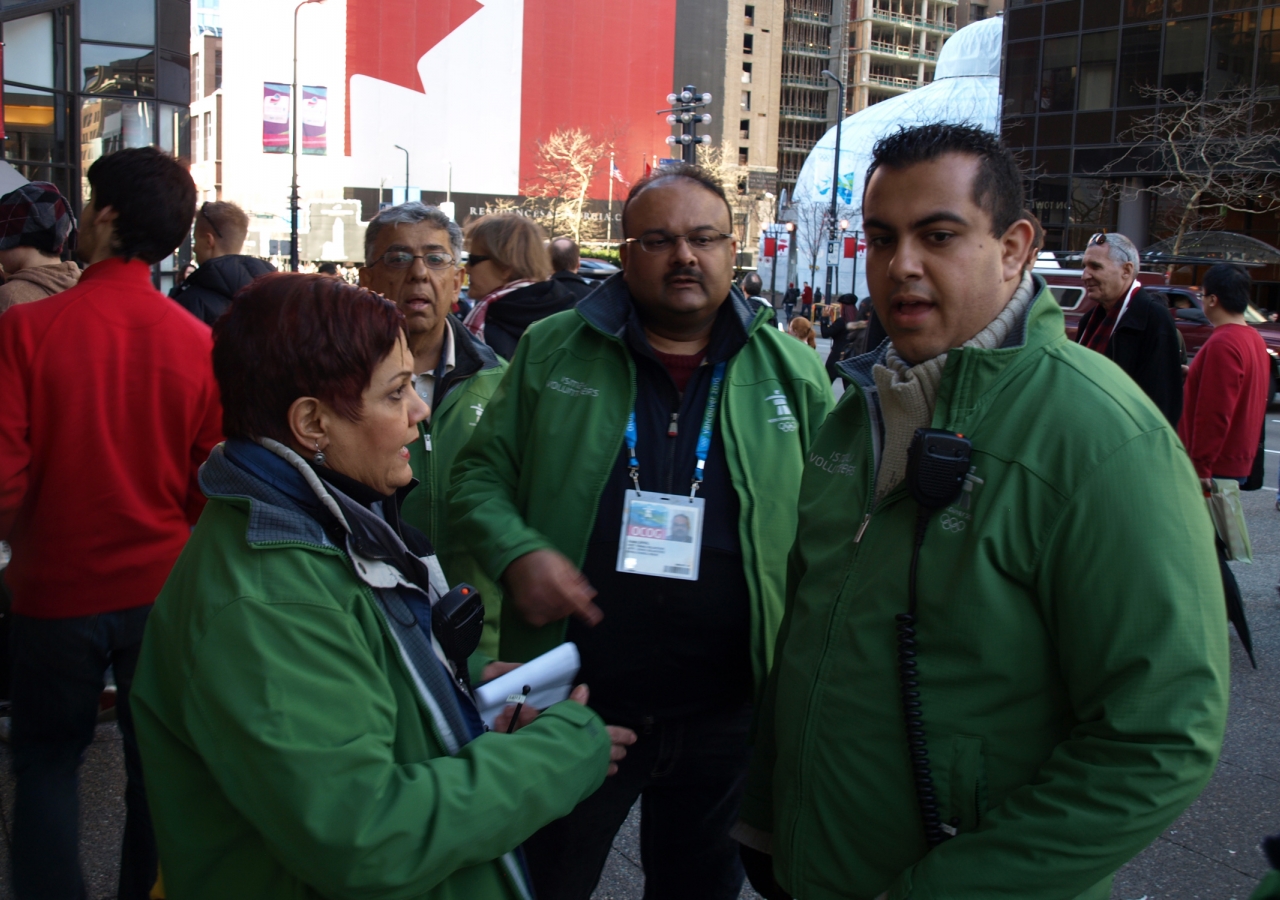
[
  {"x1": 1076, "y1": 286, "x2": 1183, "y2": 426},
  {"x1": 170, "y1": 255, "x2": 276, "y2": 325},
  {"x1": 482, "y1": 278, "x2": 581, "y2": 360},
  {"x1": 549, "y1": 269, "x2": 597, "y2": 304}
]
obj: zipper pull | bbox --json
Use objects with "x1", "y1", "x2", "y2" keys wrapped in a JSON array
[
  {"x1": 668, "y1": 412, "x2": 679, "y2": 437},
  {"x1": 424, "y1": 432, "x2": 432, "y2": 452},
  {"x1": 854, "y1": 513, "x2": 871, "y2": 544}
]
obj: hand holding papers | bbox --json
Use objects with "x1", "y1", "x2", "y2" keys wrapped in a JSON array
[{"x1": 476, "y1": 642, "x2": 581, "y2": 728}]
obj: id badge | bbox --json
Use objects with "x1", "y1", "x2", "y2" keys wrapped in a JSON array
[{"x1": 615, "y1": 490, "x2": 705, "y2": 581}]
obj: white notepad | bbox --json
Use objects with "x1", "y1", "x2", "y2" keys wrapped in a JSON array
[{"x1": 475, "y1": 642, "x2": 582, "y2": 728}]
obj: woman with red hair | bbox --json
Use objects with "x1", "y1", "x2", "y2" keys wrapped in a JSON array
[{"x1": 131, "y1": 273, "x2": 632, "y2": 900}]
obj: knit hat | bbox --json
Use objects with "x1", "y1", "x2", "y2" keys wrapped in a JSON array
[{"x1": 0, "y1": 182, "x2": 77, "y2": 256}]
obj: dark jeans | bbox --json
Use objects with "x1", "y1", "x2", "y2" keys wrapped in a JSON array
[
  {"x1": 10, "y1": 606, "x2": 157, "y2": 900},
  {"x1": 524, "y1": 704, "x2": 752, "y2": 900}
]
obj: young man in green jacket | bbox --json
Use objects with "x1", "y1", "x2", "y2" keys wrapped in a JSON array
[
  {"x1": 449, "y1": 165, "x2": 832, "y2": 900},
  {"x1": 735, "y1": 125, "x2": 1229, "y2": 900},
  {"x1": 359, "y1": 202, "x2": 507, "y2": 660}
]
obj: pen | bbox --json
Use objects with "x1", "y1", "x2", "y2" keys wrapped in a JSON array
[{"x1": 505, "y1": 685, "x2": 532, "y2": 734}]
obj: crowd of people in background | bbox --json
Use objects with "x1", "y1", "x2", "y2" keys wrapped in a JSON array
[{"x1": 0, "y1": 123, "x2": 1276, "y2": 900}]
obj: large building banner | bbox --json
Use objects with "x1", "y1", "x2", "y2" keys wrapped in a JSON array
[
  {"x1": 343, "y1": 0, "x2": 677, "y2": 200},
  {"x1": 263, "y1": 82, "x2": 290, "y2": 153}
]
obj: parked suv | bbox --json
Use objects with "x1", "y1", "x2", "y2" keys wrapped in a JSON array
[{"x1": 1035, "y1": 266, "x2": 1280, "y2": 404}]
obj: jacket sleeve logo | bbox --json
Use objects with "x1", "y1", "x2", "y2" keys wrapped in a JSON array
[
  {"x1": 469, "y1": 402, "x2": 485, "y2": 425},
  {"x1": 766, "y1": 390, "x2": 799, "y2": 432}
]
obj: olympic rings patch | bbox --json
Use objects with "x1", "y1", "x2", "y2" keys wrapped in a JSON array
[{"x1": 940, "y1": 514, "x2": 966, "y2": 533}]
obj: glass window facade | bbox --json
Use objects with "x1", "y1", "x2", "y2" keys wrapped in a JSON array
[
  {"x1": 80, "y1": 0, "x2": 154, "y2": 45},
  {"x1": 1003, "y1": 0, "x2": 1280, "y2": 257},
  {"x1": 2, "y1": 0, "x2": 189, "y2": 213}
]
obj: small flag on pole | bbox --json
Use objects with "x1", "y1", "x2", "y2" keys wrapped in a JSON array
[{"x1": 611, "y1": 159, "x2": 630, "y2": 187}]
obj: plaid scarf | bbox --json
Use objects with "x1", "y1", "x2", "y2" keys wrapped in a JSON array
[{"x1": 462, "y1": 279, "x2": 535, "y2": 342}]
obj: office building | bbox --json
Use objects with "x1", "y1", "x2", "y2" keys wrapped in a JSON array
[
  {"x1": 1001, "y1": 0, "x2": 1280, "y2": 260},
  {"x1": 2, "y1": 0, "x2": 191, "y2": 211}
]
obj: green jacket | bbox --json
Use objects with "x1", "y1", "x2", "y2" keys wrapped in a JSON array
[
  {"x1": 740, "y1": 282, "x2": 1229, "y2": 900},
  {"x1": 132, "y1": 441, "x2": 612, "y2": 900},
  {"x1": 402, "y1": 316, "x2": 507, "y2": 660},
  {"x1": 1254, "y1": 872, "x2": 1280, "y2": 900},
  {"x1": 448, "y1": 278, "x2": 833, "y2": 689}
]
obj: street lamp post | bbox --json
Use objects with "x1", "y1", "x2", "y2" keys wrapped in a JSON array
[
  {"x1": 820, "y1": 68, "x2": 845, "y2": 306},
  {"x1": 394, "y1": 144, "x2": 410, "y2": 205},
  {"x1": 290, "y1": 0, "x2": 324, "y2": 273}
]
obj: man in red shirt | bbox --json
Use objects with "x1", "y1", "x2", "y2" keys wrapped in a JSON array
[
  {"x1": 1179, "y1": 263, "x2": 1269, "y2": 488},
  {"x1": 1178, "y1": 262, "x2": 1269, "y2": 666},
  {"x1": 0, "y1": 147, "x2": 222, "y2": 900}
]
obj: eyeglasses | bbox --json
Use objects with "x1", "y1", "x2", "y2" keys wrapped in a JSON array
[
  {"x1": 625, "y1": 228, "x2": 734, "y2": 254},
  {"x1": 374, "y1": 250, "x2": 458, "y2": 270},
  {"x1": 199, "y1": 202, "x2": 222, "y2": 240},
  {"x1": 465, "y1": 254, "x2": 491, "y2": 268}
]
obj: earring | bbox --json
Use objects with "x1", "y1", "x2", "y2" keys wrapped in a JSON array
[{"x1": 313, "y1": 441, "x2": 326, "y2": 466}]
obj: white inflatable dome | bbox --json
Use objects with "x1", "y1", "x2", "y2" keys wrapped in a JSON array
[
  {"x1": 791, "y1": 15, "x2": 1003, "y2": 213},
  {"x1": 782, "y1": 15, "x2": 1003, "y2": 299}
]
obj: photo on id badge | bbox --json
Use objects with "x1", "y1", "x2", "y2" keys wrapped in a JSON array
[{"x1": 616, "y1": 492, "x2": 704, "y2": 581}]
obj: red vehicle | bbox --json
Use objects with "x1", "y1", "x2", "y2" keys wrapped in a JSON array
[{"x1": 1034, "y1": 265, "x2": 1280, "y2": 404}]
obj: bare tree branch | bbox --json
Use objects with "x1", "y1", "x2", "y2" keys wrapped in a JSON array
[
  {"x1": 524, "y1": 128, "x2": 611, "y2": 242},
  {"x1": 1096, "y1": 85, "x2": 1280, "y2": 258}
]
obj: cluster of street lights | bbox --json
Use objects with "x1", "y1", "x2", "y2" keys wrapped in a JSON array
[{"x1": 660, "y1": 86, "x2": 713, "y2": 164}]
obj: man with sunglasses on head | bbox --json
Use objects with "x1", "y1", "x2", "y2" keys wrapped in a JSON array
[
  {"x1": 1078, "y1": 230, "x2": 1183, "y2": 425},
  {"x1": 449, "y1": 164, "x2": 832, "y2": 900},
  {"x1": 170, "y1": 200, "x2": 274, "y2": 325},
  {"x1": 357, "y1": 202, "x2": 508, "y2": 660}
]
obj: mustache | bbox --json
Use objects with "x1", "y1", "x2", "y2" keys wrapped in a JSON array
[{"x1": 665, "y1": 268, "x2": 703, "y2": 284}]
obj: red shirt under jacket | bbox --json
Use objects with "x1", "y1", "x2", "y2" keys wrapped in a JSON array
[
  {"x1": 1178, "y1": 322, "x2": 1270, "y2": 479},
  {"x1": 0, "y1": 257, "x2": 223, "y2": 618}
]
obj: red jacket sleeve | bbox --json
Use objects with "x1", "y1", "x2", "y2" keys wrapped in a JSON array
[
  {"x1": 0, "y1": 310, "x2": 35, "y2": 539},
  {"x1": 1181, "y1": 335, "x2": 1248, "y2": 479}
]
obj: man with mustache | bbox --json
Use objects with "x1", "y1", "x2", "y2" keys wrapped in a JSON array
[
  {"x1": 450, "y1": 164, "x2": 832, "y2": 900},
  {"x1": 735, "y1": 124, "x2": 1227, "y2": 900}
]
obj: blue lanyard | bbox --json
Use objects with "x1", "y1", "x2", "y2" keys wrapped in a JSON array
[{"x1": 625, "y1": 360, "x2": 727, "y2": 498}]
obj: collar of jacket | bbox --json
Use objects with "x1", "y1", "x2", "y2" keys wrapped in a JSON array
[
  {"x1": 574, "y1": 271, "x2": 769, "y2": 352},
  {"x1": 552, "y1": 269, "x2": 591, "y2": 286},
  {"x1": 202, "y1": 438, "x2": 418, "y2": 552},
  {"x1": 835, "y1": 276, "x2": 1060, "y2": 445},
  {"x1": 1111, "y1": 286, "x2": 1156, "y2": 333},
  {"x1": 176, "y1": 254, "x2": 275, "y2": 297},
  {"x1": 436, "y1": 313, "x2": 500, "y2": 398},
  {"x1": 77, "y1": 256, "x2": 153, "y2": 288}
]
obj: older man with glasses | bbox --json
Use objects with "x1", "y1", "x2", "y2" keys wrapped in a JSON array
[
  {"x1": 358, "y1": 202, "x2": 508, "y2": 662},
  {"x1": 449, "y1": 164, "x2": 832, "y2": 900},
  {"x1": 1078, "y1": 231, "x2": 1184, "y2": 425}
]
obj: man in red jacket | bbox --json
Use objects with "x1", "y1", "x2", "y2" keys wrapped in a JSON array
[
  {"x1": 0, "y1": 147, "x2": 222, "y2": 900},
  {"x1": 1179, "y1": 262, "x2": 1269, "y2": 666}
]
